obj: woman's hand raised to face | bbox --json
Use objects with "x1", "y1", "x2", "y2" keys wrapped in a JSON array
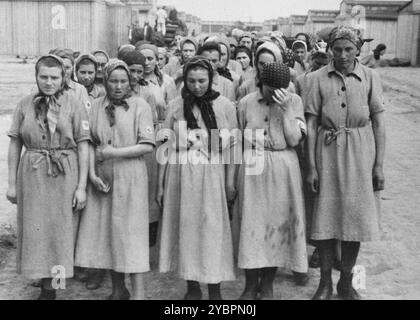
[{"x1": 272, "y1": 88, "x2": 293, "y2": 112}]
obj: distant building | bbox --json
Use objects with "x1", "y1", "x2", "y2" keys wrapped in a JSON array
[
  {"x1": 0, "y1": 0, "x2": 130, "y2": 57},
  {"x1": 289, "y1": 15, "x2": 308, "y2": 37},
  {"x1": 123, "y1": 0, "x2": 156, "y2": 27},
  {"x1": 305, "y1": 10, "x2": 339, "y2": 34},
  {"x1": 185, "y1": 14, "x2": 202, "y2": 36},
  {"x1": 396, "y1": 0, "x2": 420, "y2": 65},
  {"x1": 335, "y1": 0, "x2": 410, "y2": 55},
  {"x1": 263, "y1": 19, "x2": 279, "y2": 32},
  {"x1": 201, "y1": 20, "x2": 263, "y2": 35},
  {"x1": 277, "y1": 17, "x2": 292, "y2": 37}
]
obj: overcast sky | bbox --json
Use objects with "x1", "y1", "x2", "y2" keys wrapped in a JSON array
[{"x1": 158, "y1": 0, "x2": 342, "y2": 21}]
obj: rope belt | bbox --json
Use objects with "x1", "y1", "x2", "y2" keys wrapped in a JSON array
[
  {"x1": 26, "y1": 148, "x2": 75, "y2": 177},
  {"x1": 324, "y1": 126, "x2": 352, "y2": 146}
]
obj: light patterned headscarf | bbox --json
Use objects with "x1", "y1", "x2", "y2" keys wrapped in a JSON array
[
  {"x1": 75, "y1": 54, "x2": 98, "y2": 72},
  {"x1": 103, "y1": 59, "x2": 130, "y2": 84},
  {"x1": 103, "y1": 59, "x2": 131, "y2": 126},
  {"x1": 328, "y1": 26, "x2": 364, "y2": 49}
]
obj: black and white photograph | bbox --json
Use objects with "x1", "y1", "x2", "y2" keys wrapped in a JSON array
[{"x1": 0, "y1": 0, "x2": 419, "y2": 303}]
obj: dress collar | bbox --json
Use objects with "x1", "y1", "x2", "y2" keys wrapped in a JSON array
[{"x1": 327, "y1": 59, "x2": 362, "y2": 81}]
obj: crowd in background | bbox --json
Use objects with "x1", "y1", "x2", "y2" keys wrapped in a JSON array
[{"x1": 6, "y1": 25, "x2": 386, "y2": 301}]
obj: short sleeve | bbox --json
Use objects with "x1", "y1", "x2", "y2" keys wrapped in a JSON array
[
  {"x1": 137, "y1": 101, "x2": 156, "y2": 146},
  {"x1": 7, "y1": 100, "x2": 24, "y2": 139},
  {"x1": 72, "y1": 99, "x2": 91, "y2": 143},
  {"x1": 368, "y1": 69, "x2": 385, "y2": 115},
  {"x1": 305, "y1": 72, "x2": 322, "y2": 117}
]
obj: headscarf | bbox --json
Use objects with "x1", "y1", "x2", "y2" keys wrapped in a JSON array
[
  {"x1": 328, "y1": 26, "x2": 364, "y2": 49},
  {"x1": 227, "y1": 37, "x2": 238, "y2": 48},
  {"x1": 255, "y1": 41, "x2": 282, "y2": 63},
  {"x1": 49, "y1": 48, "x2": 75, "y2": 65},
  {"x1": 260, "y1": 62, "x2": 290, "y2": 89},
  {"x1": 121, "y1": 50, "x2": 148, "y2": 86},
  {"x1": 231, "y1": 28, "x2": 244, "y2": 41},
  {"x1": 292, "y1": 40, "x2": 308, "y2": 52},
  {"x1": 157, "y1": 47, "x2": 168, "y2": 56},
  {"x1": 239, "y1": 32, "x2": 253, "y2": 43},
  {"x1": 180, "y1": 36, "x2": 198, "y2": 52},
  {"x1": 157, "y1": 47, "x2": 170, "y2": 67},
  {"x1": 74, "y1": 54, "x2": 98, "y2": 93},
  {"x1": 255, "y1": 42, "x2": 283, "y2": 87},
  {"x1": 103, "y1": 59, "x2": 131, "y2": 126},
  {"x1": 292, "y1": 40, "x2": 308, "y2": 71},
  {"x1": 270, "y1": 32, "x2": 287, "y2": 51},
  {"x1": 295, "y1": 33, "x2": 312, "y2": 51},
  {"x1": 122, "y1": 50, "x2": 146, "y2": 68},
  {"x1": 181, "y1": 56, "x2": 220, "y2": 137},
  {"x1": 34, "y1": 54, "x2": 66, "y2": 136},
  {"x1": 136, "y1": 43, "x2": 158, "y2": 56},
  {"x1": 75, "y1": 54, "x2": 98, "y2": 72},
  {"x1": 137, "y1": 43, "x2": 164, "y2": 86},
  {"x1": 117, "y1": 44, "x2": 135, "y2": 60},
  {"x1": 309, "y1": 50, "x2": 331, "y2": 65},
  {"x1": 205, "y1": 36, "x2": 234, "y2": 81},
  {"x1": 92, "y1": 50, "x2": 110, "y2": 62}
]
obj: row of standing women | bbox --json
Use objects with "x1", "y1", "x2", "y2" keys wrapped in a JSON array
[{"x1": 6, "y1": 25, "x2": 385, "y2": 300}]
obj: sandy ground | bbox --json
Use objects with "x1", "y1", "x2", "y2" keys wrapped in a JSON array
[{"x1": 0, "y1": 57, "x2": 419, "y2": 300}]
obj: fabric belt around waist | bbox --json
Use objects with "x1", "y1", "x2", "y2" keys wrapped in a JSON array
[
  {"x1": 321, "y1": 124, "x2": 369, "y2": 146},
  {"x1": 25, "y1": 147, "x2": 76, "y2": 177}
]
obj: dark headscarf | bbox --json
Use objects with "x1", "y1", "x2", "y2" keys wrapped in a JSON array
[
  {"x1": 117, "y1": 44, "x2": 135, "y2": 60},
  {"x1": 205, "y1": 37, "x2": 234, "y2": 81},
  {"x1": 181, "y1": 56, "x2": 220, "y2": 136},
  {"x1": 260, "y1": 62, "x2": 290, "y2": 89},
  {"x1": 121, "y1": 50, "x2": 148, "y2": 86},
  {"x1": 103, "y1": 59, "x2": 132, "y2": 127}
]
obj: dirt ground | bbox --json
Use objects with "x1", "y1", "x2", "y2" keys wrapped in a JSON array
[{"x1": 0, "y1": 57, "x2": 419, "y2": 300}]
